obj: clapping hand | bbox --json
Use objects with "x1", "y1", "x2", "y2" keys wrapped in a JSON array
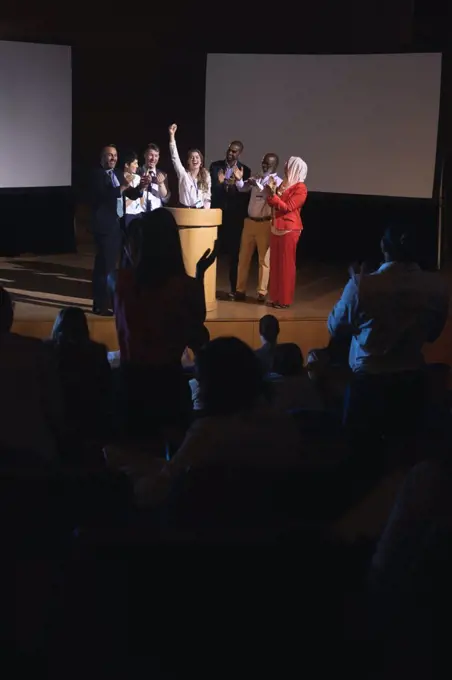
[
  {"x1": 218, "y1": 169, "x2": 225, "y2": 184},
  {"x1": 233, "y1": 165, "x2": 243, "y2": 181},
  {"x1": 247, "y1": 177, "x2": 258, "y2": 187},
  {"x1": 196, "y1": 240, "x2": 220, "y2": 280},
  {"x1": 156, "y1": 171, "x2": 166, "y2": 185},
  {"x1": 264, "y1": 182, "x2": 276, "y2": 197},
  {"x1": 139, "y1": 174, "x2": 151, "y2": 189},
  {"x1": 169, "y1": 123, "x2": 177, "y2": 137}
]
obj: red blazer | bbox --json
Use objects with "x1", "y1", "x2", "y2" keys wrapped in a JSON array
[{"x1": 267, "y1": 182, "x2": 307, "y2": 232}]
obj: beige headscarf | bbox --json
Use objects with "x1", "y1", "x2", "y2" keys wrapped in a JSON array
[{"x1": 286, "y1": 156, "x2": 308, "y2": 187}]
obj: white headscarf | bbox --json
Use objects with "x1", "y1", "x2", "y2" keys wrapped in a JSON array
[{"x1": 286, "y1": 156, "x2": 308, "y2": 187}]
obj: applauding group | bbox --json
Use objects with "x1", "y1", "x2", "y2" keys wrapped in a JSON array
[{"x1": 89, "y1": 128, "x2": 308, "y2": 315}]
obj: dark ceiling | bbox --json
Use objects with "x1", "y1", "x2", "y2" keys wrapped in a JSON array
[{"x1": 0, "y1": 2, "x2": 449, "y2": 53}]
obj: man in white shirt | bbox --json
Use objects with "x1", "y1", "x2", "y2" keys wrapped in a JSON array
[
  {"x1": 328, "y1": 224, "x2": 449, "y2": 434},
  {"x1": 139, "y1": 142, "x2": 170, "y2": 211},
  {"x1": 234, "y1": 153, "x2": 282, "y2": 302}
]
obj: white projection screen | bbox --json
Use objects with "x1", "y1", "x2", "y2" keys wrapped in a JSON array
[
  {"x1": 0, "y1": 41, "x2": 72, "y2": 188},
  {"x1": 206, "y1": 53, "x2": 442, "y2": 199}
]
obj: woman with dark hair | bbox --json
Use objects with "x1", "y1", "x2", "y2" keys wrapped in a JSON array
[
  {"x1": 169, "y1": 124, "x2": 211, "y2": 208},
  {"x1": 108, "y1": 208, "x2": 217, "y2": 440},
  {"x1": 47, "y1": 306, "x2": 112, "y2": 450},
  {"x1": 122, "y1": 150, "x2": 143, "y2": 227}
]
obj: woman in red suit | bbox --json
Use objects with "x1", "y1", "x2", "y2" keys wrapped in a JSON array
[{"x1": 265, "y1": 156, "x2": 308, "y2": 308}]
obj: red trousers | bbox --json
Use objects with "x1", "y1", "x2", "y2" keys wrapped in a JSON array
[{"x1": 269, "y1": 230, "x2": 300, "y2": 306}]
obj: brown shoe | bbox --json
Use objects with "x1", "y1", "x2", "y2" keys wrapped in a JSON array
[{"x1": 257, "y1": 294, "x2": 266, "y2": 303}]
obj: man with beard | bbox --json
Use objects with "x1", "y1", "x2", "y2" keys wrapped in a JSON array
[{"x1": 210, "y1": 141, "x2": 250, "y2": 297}]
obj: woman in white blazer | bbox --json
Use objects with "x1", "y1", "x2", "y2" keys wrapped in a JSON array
[{"x1": 168, "y1": 124, "x2": 211, "y2": 208}]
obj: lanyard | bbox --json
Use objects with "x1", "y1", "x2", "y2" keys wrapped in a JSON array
[{"x1": 190, "y1": 174, "x2": 203, "y2": 208}]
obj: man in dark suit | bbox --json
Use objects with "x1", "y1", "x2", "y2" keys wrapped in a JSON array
[
  {"x1": 210, "y1": 141, "x2": 251, "y2": 297},
  {"x1": 89, "y1": 144, "x2": 148, "y2": 316}
]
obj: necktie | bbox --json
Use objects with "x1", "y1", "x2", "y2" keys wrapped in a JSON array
[{"x1": 147, "y1": 172, "x2": 156, "y2": 212}]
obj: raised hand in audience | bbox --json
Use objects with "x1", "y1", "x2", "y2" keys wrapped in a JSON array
[
  {"x1": 169, "y1": 123, "x2": 177, "y2": 137},
  {"x1": 196, "y1": 239, "x2": 220, "y2": 280}
]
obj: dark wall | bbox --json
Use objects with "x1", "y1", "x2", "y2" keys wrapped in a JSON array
[{"x1": 1, "y1": 2, "x2": 449, "y2": 263}]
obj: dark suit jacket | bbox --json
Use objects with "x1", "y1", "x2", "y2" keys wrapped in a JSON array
[
  {"x1": 89, "y1": 166, "x2": 142, "y2": 235},
  {"x1": 209, "y1": 159, "x2": 251, "y2": 216}
]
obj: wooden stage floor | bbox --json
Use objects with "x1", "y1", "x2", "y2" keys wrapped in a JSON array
[{"x1": 1, "y1": 248, "x2": 451, "y2": 365}]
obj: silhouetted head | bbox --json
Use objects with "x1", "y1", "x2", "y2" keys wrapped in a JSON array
[
  {"x1": 189, "y1": 325, "x2": 211, "y2": 356},
  {"x1": 273, "y1": 343, "x2": 304, "y2": 376},
  {"x1": 134, "y1": 208, "x2": 186, "y2": 287},
  {"x1": 196, "y1": 336, "x2": 264, "y2": 415},
  {"x1": 259, "y1": 314, "x2": 280, "y2": 345},
  {"x1": 51, "y1": 306, "x2": 90, "y2": 344},
  {"x1": 381, "y1": 224, "x2": 417, "y2": 263},
  {"x1": 0, "y1": 286, "x2": 14, "y2": 332}
]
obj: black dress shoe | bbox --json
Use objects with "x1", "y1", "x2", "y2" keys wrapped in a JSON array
[
  {"x1": 92, "y1": 308, "x2": 114, "y2": 317},
  {"x1": 234, "y1": 292, "x2": 246, "y2": 302}
]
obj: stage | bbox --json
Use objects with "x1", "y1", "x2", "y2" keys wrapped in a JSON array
[{"x1": 1, "y1": 248, "x2": 452, "y2": 366}]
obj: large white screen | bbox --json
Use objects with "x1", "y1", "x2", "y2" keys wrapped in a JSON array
[
  {"x1": 206, "y1": 53, "x2": 442, "y2": 199},
  {"x1": 0, "y1": 41, "x2": 71, "y2": 188}
]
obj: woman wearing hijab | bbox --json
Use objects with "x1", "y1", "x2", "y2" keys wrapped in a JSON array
[{"x1": 265, "y1": 156, "x2": 308, "y2": 308}]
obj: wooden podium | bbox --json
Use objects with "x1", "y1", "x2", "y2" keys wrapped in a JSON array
[{"x1": 168, "y1": 208, "x2": 222, "y2": 313}]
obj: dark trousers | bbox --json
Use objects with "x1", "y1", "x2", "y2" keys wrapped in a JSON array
[
  {"x1": 121, "y1": 214, "x2": 142, "y2": 268},
  {"x1": 343, "y1": 370, "x2": 426, "y2": 438},
  {"x1": 113, "y1": 362, "x2": 192, "y2": 439},
  {"x1": 92, "y1": 226, "x2": 121, "y2": 312},
  {"x1": 220, "y1": 211, "x2": 244, "y2": 293}
]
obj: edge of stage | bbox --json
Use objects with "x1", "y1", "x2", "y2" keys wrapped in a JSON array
[{"x1": 2, "y1": 249, "x2": 452, "y2": 368}]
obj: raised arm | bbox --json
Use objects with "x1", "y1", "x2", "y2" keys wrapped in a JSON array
[
  {"x1": 327, "y1": 278, "x2": 358, "y2": 339},
  {"x1": 236, "y1": 174, "x2": 261, "y2": 193},
  {"x1": 156, "y1": 172, "x2": 170, "y2": 203},
  {"x1": 168, "y1": 123, "x2": 186, "y2": 179}
]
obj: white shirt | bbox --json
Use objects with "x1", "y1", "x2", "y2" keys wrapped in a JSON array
[
  {"x1": 328, "y1": 261, "x2": 449, "y2": 374},
  {"x1": 237, "y1": 172, "x2": 282, "y2": 219},
  {"x1": 169, "y1": 140, "x2": 211, "y2": 208},
  {"x1": 125, "y1": 174, "x2": 143, "y2": 215},
  {"x1": 142, "y1": 167, "x2": 170, "y2": 211}
]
